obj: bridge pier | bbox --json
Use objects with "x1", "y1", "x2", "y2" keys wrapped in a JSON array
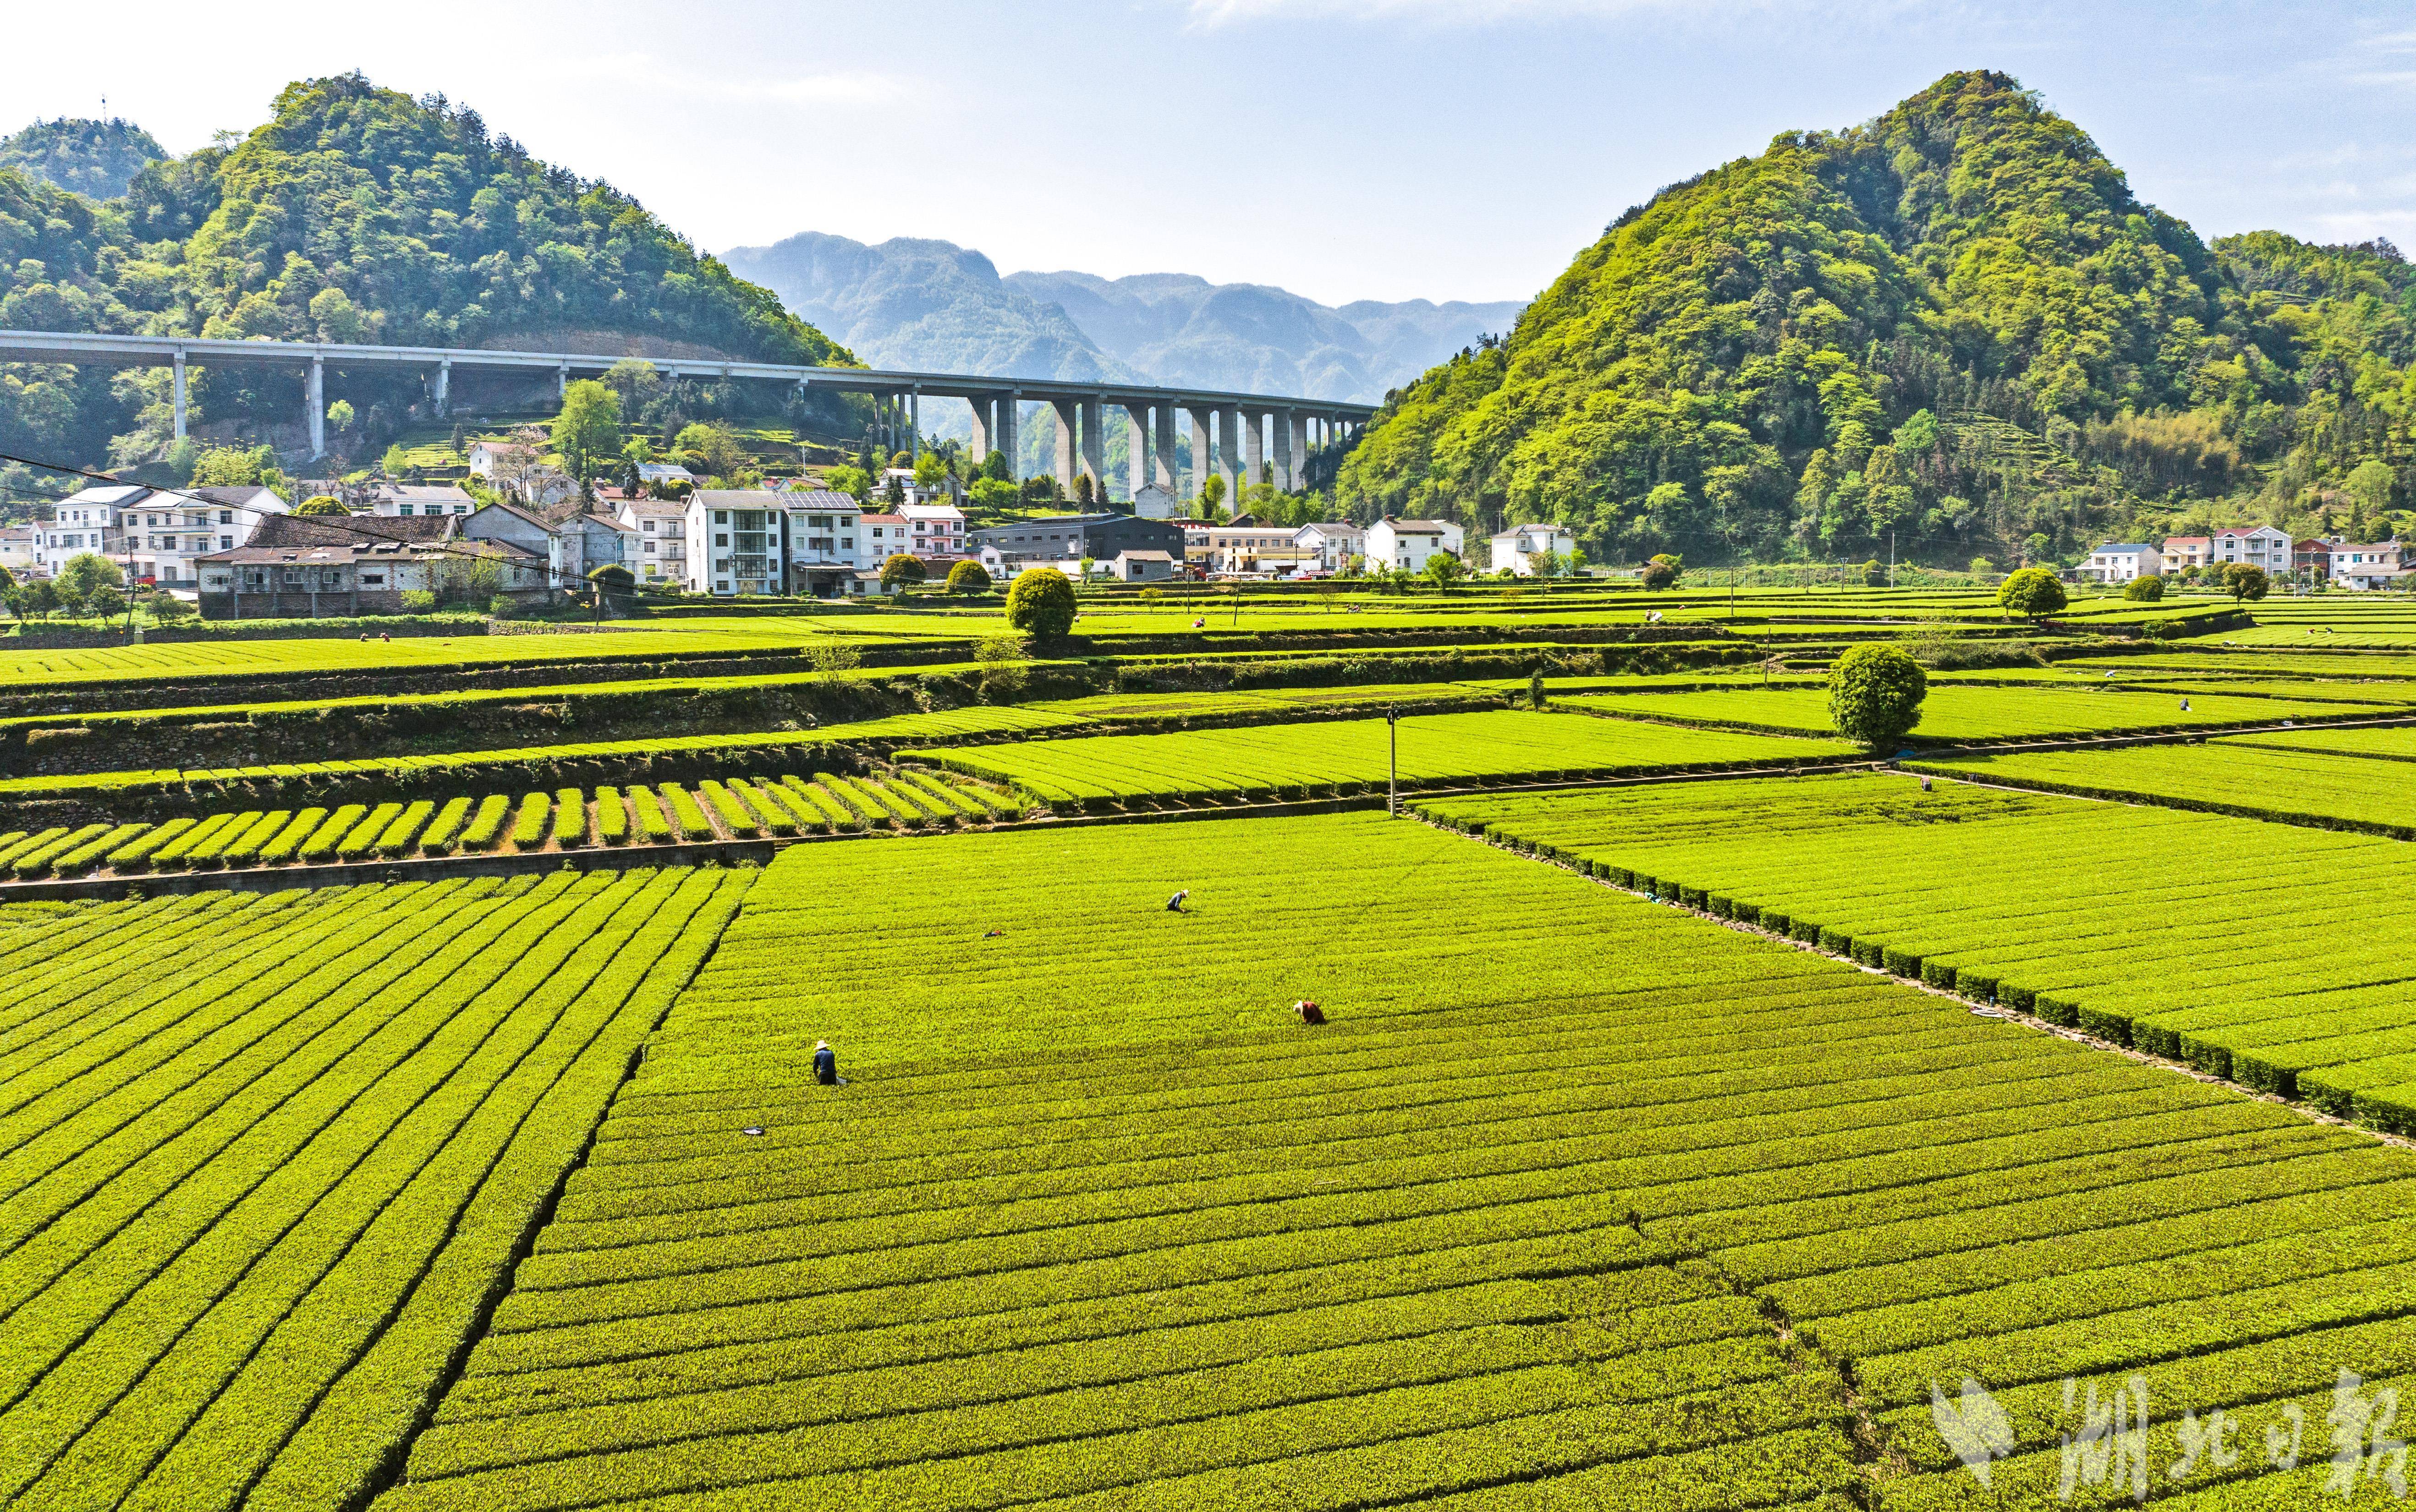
[
  {"x1": 1000, "y1": 394, "x2": 1021, "y2": 481},
  {"x1": 1079, "y1": 396, "x2": 1104, "y2": 499},
  {"x1": 966, "y1": 395, "x2": 993, "y2": 465},
  {"x1": 556, "y1": 362, "x2": 568, "y2": 400},
  {"x1": 1153, "y1": 406, "x2": 1178, "y2": 495},
  {"x1": 307, "y1": 356, "x2": 325, "y2": 459},
  {"x1": 1124, "y1": 403, "x2": 1152, "y2": 503},
  {"x1": 909, "y1": 388, "x2": 922, "y2": 460},
  {"x1": 1243, "y1": 409, "x2": 1265, "y2": 491},
  {"x1": 1274, "y1": 408, "x2": 1295, "y2": 492},
  {"x1": 1051, "y1": 398, "x2": 1079, "y2": 493},
  {"x1": 172, "y1": 349, "x2": 186, "y2": 443},
  {"x1": 434, "y1": 358, "x2": 450, "y2": 418}
]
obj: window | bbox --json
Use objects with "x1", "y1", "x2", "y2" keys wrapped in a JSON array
[
  {"x1": 362, "y1": 573, "x2": 386, "y2": 585},
  {"x1": 643, "y1": 520, "x2": 656, "y2": 533},
  {"x1": 715, "y1": 533, "x2": 729, "y2": 547},
  {"x1": 645, "y1": 542, "x2": 656, "y2": 555},
  {"x1": 714, "y1": 510, "x2": 729, "y2": 524},
  {"x1": 397, "y1": 505, "x2": 414, "y2": 516},
  {"x1": 219, "y1": 510, "x2": 233, "y2": 525}
]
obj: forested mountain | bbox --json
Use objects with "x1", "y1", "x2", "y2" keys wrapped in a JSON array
[
  {"x1": 0, "y1": 74, "x2": 853, "y2": 480},
  {"x1": 0, "y1": 118, "x2": 164, "y2": 200},
  {"x1": 726, "y1": 230, "x2": 1523, "y2": 402},
  {"x1": 723, "y1": 233, "x2": 1126, "y2": 383},
  {"x1": 1337, "y1": 71, "x2": 2416, "y2": 568}
]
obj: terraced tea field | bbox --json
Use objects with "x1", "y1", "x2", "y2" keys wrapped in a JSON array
[
  {"x1": 0, "y1": 770, "x2": 1023, "y2": 881},
  {"x1": 1418, "y1": 774, "x2": 2416, "y2": 1130},
  {"x1": 905, "y1": 708, "x2": 1851, "y2": 808},
  {"x1": 1907, "y1": 737, "x2": 2416, "y2": 836},
  {"x1": 368, "y1": 816, "x2": 2416, "y2": 1510},
  {"x1": 1565, "y1": 683, "x2": 2372, "y2": 743},
  {"x1": 0, "y1": 866, "x2": 751, "y2": 1509}
]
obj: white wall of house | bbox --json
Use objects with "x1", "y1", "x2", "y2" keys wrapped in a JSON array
[{"x1": 1366, "y1": 518, "x2": 1465, "y2": 572}]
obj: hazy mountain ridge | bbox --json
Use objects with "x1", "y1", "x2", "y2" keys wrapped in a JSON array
[
  {"x1": 724, "y1": 233, "x2": 1129, "y2": 384},
  {"x1": 728, "y1": 231, "x2": 1523, "y2": 401}
]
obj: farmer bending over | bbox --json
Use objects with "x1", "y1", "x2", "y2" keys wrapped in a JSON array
[
  {"x1": 813, "y1": 1039, "x2": 840, "y2": 1086},
  {"x1": 1166, "y1": 889, "x2": 1190, "y2": 913}
]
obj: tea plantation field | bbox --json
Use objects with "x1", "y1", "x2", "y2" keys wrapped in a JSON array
[
  {"x1": 368, "y1": 816, "x2": 2416, "y2": 1510},
  {"x1": 1418, "y1": 774, "x2": 2416, "y2": 1130},
  {"x1": 0, "y1": 866, "x2": 751, "y2": 1509},
  {"x1": 1907, "y1": 738, "x2": 2416, "y2": 836},
  {"x1": 1564, "y1": 684, "x2": 2371, "y2": 743},
  {"x1": 906, "y1": 708, "x2": 1853, "y2": 807}
]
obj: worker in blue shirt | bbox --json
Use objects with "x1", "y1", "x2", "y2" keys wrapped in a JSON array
[{"x1": 813, "y1": 1040, "x2": 839, "y2": 1086}]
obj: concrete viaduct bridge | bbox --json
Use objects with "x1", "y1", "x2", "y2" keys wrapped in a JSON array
[{"x1": 0, "y1": 329, "x2": 1379, "y2": 500}]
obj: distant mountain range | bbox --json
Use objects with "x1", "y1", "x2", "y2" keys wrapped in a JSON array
[{"x1": 722, "y1": 231, "x2": 1524, "y2": 404}]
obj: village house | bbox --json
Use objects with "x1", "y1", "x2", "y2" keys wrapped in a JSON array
[
  {"x1": 1295, "y1": 520, "x2": 1364, "y2": 573},
  {"x1": 2083, "y1": 542, "x2": 2163, "y2": 585},
  {"x1": 2328, "y1": 541, "x2": 2411, "y2": 591},
  {"x1": 1489, "y1": 521, "x2": 1574, "y2": 576},
  {"x1": 618, "y1": 498, "x2": 692, "y2": 587},
  {"x1": 363, "y1": 483, "x2": 477, "y2": 518},
  {"x1": 195, "y1": 511, "x2": 544, "y2": 618},
  {"x1": 127, "y1": 484, "x2": 290, "y2": 588},
  {"x1": 780, "y1": 488, "x2": 864, "y2": 597},
  {"x1": 688, "y1": 490, "x2": 783, "y2": 597},
  {"x1": 1206, "y1": 515, "x2": 1318, "y2": 575},
  {"x1": 1365, "y1": 517, "x2": 1466, "y2": 573}
]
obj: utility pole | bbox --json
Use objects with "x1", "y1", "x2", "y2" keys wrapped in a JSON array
[
  {"x1": 1388, "y1": 706, "x2": 1399, "y2": 818},
  {"x1": 1888, "y1": 529, "x2": 1896, "y2": 589}
]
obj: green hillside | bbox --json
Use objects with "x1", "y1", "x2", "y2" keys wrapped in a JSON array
[
  {"x1": 1337, "y1": 71, "x2": 2416, "y2": 568},
  {"x1": 0, "y1": 74, "x2": 856, "y2": 481}
]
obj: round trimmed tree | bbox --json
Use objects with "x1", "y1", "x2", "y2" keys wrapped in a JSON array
[
  {"x1": 946, "y1": 559, "x2": 992, "y2": 595},
  {"x1": 1997, "y1": 566, "x2": 2067, "y2": 620},
  {"x1": 1005, "y1": 566, "x2": 1078, "y2": 642},
  {"x1": 1828, "y1": 643, "x2": 1927, "y2": 751},
  {"x1": 879, "y1": 553, "x2": 928, "y2": 590},
  {"x1": 2122, "y1": 574, "x2": 2165, "y2": 601},
  {"x1": 293, "y1": 494, "x2": 349, "y2": 516}
]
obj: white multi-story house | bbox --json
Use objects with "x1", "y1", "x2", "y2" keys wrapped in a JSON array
[
  {"x1": 1365, "y1": 517, "x2": 1465, "y2": 573},
  {"x1": 125, "y1": 484, "x2": 290, "y2": 588},
  {"x1": 2083, "y1": 542, "x2": 2163, "y2": 584},
  {"x1": 619, "y1": 498, "x2": 691, "y2": 586},
  {"x1": 688, "y1": 490, "x2": 782, "y2": 597},
  {"x1": 2329, "y1": 541, "x2": 2410, "y2": 591},
  {"x1": 780, "y1": 488, "x2": 862, "y2": 597},
  {"x1": 2213, "y1": 526, "x2": 2289, "y2": 572},
  {"x1": 859, "y1": 513, "x2": 916, "y2": 563},
  {"x1": 899, "y1": 501, "x2": 968, "y2": 557},
  {"x1": 1489, "y1": 522, "x2": 1574, "y2": 575},
  {"x1": 41, "y1": 482, "x2": 142, "y2": 571},
  {"x1": 1295, "y1": 520, "x2": 1364, "y2": 572}
]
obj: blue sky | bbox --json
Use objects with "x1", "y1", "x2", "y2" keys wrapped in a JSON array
[{"x1": 16, "y1": 1, "x2": 2416, "y2": 307}]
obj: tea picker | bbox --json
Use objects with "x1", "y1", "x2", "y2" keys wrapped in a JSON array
[{"x1": 1165, "y1": 889, "x2": 1190, "y2": 913}]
